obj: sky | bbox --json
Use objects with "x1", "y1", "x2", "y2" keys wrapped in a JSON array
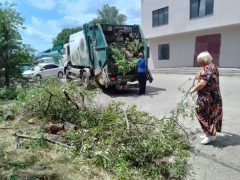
[{"x1": 2, "y1": 0, "x2": 141, "y2": 53}]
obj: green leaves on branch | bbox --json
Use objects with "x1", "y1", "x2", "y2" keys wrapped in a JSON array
[
  {"x1": 110, "y1": 39, "x2": 143, "y2": 76},
  {"x1": 127, "y1": 39, "x2": 144, "y2": 55},
  {"x1": 66, "y1": 102, "x2": 189, "y2": 179},
  {"x1": 16, "y1": 79, "x2": 97, "y2": 125},
  {"x1": 0, "y1": 2, "x2": 34, "y2": 87},
  {"x1": 14, "y1": 79, "x2": 190, "y2": 179},
  {"x1": 110, "y1": 45, "x2": 135, "y2": 76}
]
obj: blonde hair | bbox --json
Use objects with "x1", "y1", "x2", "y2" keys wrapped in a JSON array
[{"x1": 197, "y1": 51, "x2": 213, "y2": 64}]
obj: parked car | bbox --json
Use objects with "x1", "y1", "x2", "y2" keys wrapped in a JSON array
[
  {"x1": 17, "y1": 63, "x2": 33, "y2": 73},
  {"x1": 22, "y1": 63, "x2": 64, "y2": 80}
]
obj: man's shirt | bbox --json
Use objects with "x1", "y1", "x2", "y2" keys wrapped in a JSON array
[{"x1": 137, "y1": 58, "x2": 146, "y2": 73}]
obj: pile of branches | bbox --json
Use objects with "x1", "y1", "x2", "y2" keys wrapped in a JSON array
[
  {"x1": 15, "y1": 79, "x2": 98, "y2": 125},
  {"x1": 66, "y1": 102, "x2": 190, "y2": 179},
  {"x1": 15, "y1": 79, "x2": 192, "y2": 179},
  {"x1": 110, "y1": 39, "x2": 143, "y2": 76}
]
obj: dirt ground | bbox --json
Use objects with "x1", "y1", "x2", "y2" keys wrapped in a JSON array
[{"x1": 97, "y1": 72, "x2": 240, "y2": 180}]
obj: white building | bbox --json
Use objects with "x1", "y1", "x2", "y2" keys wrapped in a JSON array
[{"x1": 141, "y1": 0, "x2": 240, "y2": 68}]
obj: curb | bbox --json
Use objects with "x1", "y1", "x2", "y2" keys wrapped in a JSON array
[{"x1": 150, "y1": 68, "x2": 240, "y2": 77}]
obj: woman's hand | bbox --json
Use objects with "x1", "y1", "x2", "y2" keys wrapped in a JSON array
[
  {"x1": 189, "y1": 79, "x2": 207, "y2": 94},
  {"x1": 189, "y1": 88, "x2": 195, "y2": 94}
]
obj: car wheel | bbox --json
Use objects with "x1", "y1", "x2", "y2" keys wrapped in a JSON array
[
  {"x1": 58, "y1": 71, "x2": 63, "y2": 78},
  {"x1": 35, "y1": 74, "x2": 42, "y2": 80}
]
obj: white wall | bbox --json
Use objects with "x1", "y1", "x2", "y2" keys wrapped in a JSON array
[
  {"x1": 148, "y1": 34, "x2": 195, "y2": 69},
  {"x1": 148, "y1": 25, "x2": 240, "y2": 69},
  {"x1": 220, "y1": 26, "x2": 240, "y2": 67},
  {"x1": 142, "y1": 0, "x2": 240, "y2": 39}
]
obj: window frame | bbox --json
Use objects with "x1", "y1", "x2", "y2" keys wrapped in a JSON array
[
  {"x1": 158, "y1": 44, "x2": 170, "y2": 60},
  {"x1": 49, "y1": 64, "x2": 59, "y2": 69},
  {"x1": 152, "y1": 7, "x2": 169, "y2": 27},
  {"x1": 43, "y1": 64, "x2": 59, "y2": 70},
  {"x1": 190, "y1": 0, "x2": 214, "y2": 19}
]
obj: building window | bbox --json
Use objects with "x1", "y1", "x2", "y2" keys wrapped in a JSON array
[
  {"x1": 152, "y1": 7, "x2": 168, "y2": 27},
  {"x1": 158, "y1": 44, "x2": 169, "y2": 60},
  {"x1": 190, "y1": 0, "x2": 214, "y2": 19}
]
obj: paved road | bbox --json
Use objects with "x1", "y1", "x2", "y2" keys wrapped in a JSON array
[{"x1": 98, "y1": 72, "x2": 240, "y2": 180}]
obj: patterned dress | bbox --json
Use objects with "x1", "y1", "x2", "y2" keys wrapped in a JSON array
[{"x1": 196, "y1": 64, "x2": 223, "y2": 136}]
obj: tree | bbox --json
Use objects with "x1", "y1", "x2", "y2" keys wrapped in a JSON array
[
  {"x1": 0, "y1": 2, "x2": 34, "y2": 87},
  {"x1": 53, "y1": 4, "x2": 127, "y2": 48},
  {"x1": 53, "y1": 27, "x2": 82, "y2": 47},
  {"x1": 91, "y1": 4, "x2": 127, "y2": 25}
]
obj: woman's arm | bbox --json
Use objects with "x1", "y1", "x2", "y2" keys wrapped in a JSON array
[{"x1": 190, "y1": 79, "x2": 207, "y2": 93}]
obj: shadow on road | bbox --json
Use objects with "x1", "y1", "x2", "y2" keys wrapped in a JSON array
[
  {"x1": 211, "y1": 132, "x2": 240, "y2": 148},
  {"x1": 189, "y1": 131, "x2": 240, "y2": 174},
  {"x1": 189, "y1": 130, "x2": 240, "y2": 149},
  {"x1": 102, "y1": 85, "x2": 166, "y2": 97}
]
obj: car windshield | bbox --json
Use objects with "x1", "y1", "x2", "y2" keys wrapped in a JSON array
[{"x1": 32, "y1": 64, "x2": 43, "y2": 71}]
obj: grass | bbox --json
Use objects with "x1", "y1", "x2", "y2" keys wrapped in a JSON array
[{"x1": 0, "y1": 117, "x2": 112, "y2": 180}]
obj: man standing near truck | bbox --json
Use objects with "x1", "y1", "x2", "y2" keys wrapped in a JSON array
[{"x1": 137, "y1": 53, "x2": 147, "y2": 95}]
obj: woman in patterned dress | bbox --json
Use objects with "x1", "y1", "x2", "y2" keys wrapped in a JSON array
[{"x1": 190, "y1": 51, "x2": 223, "y2": 144}]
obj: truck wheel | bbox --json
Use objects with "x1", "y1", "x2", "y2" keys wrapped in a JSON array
[
  {"x1": 58, "y1": 71, "x2": 63, "y2": 78},
  {"x1": 66, "y1": 70, "x2": 71, "y2": 80},
  {"x1": 81, "y1": 71, "x2": 90, "y2": 88}
]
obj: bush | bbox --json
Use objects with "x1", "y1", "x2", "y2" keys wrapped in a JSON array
[{"x1": 0, "y1": 87, "x2": 19, "y2": 100}]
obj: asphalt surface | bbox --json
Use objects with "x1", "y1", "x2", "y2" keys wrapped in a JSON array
[{"x1": 97, "y1": 72, "x2": 240, "y2": 180}]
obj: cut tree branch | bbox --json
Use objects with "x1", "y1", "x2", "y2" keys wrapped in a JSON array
[
  {"x1": 45, "y1": 90, "x2": 53, "y2": 116},
  {"x1": 13, "y1": 133, "x2": 73, "y2": 149},
  {"x1": 79, "y1": 91, "x2": 86, "y2": 110},
  {"x1": 123, "y1": 110, "x2": 130, "y2": 133},
  {"x1": 63, "y1": 90, "x2": 80, "y2": 110},
  {"x1": 164, "y1": 117, "x2": 190, "y2": 144}
]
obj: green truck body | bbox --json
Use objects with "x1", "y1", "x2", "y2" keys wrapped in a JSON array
[{"x1": 64, "y1": 23, "x2": 151, "y2": 87}]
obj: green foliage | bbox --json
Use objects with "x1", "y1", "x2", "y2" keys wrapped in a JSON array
[
  {"x1": 111, "y1": 40, "x2": 143, "y2": 76},
  {"x1": 66, "y1": 102, "x2": 190, "y2": 179},
  {"x1": 16, "y1": 79, "x2": 97, "y2": 125},
  {"x1": 0, "y1": 2, "x2": 35, "y2": 87},
  {"x1": 90, "y1": 4, "x2": 127, "y2": 25},
  {"x1": 0, "y1": 87, "x2": 19, "y2": 100},
  {"x1": 0, "y1": 146, "x2": 37, "y2": 171},
  {"x1": 127, "y1": 39, "x2": 144, "y2": 56},
  {"x1": 174, "y1": 81, "x2": 197, "y2": 120},
  {"x1": 53, "y1": 27, "x2": 82, "y2": 47},
  {"x1": 22, "y1": 134, "x2": 49, "y2": 150},
  {"x1": 111, "y1": 45, "x2": 136, "y2": 76},
  {"x1": 172, "y1": 159, "x2": 188, "y2": 179},
  {"x1": 12, "y1": 78, "x2": 194, "y2": 179}
]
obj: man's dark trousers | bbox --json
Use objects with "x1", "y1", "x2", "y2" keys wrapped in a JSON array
[{"x1": 138, "y1": 72, "x2": 147, "y2": 94}]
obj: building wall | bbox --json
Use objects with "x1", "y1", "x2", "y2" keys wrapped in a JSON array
[
  {"x1": 141, "y1": 0, "x2": 240, "y2": 39},
  {"x1": 148, "y1": 25, "x2": 240, "y2": 69},
  {"x1": 220, "y1": 26, "x2": 240, "y2": 67}
]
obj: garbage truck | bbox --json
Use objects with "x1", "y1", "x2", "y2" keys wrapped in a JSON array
[{"x1": 63, "y1": 23, "x2": 153, "y2": 88}]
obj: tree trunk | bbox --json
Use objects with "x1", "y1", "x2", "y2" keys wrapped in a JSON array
[
  {"x1": 4, "y1": 59, "x2": 10, "y2": 87},
  {"x1": 4, "y1": 34, "x2": 10, "y2": 87}
]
